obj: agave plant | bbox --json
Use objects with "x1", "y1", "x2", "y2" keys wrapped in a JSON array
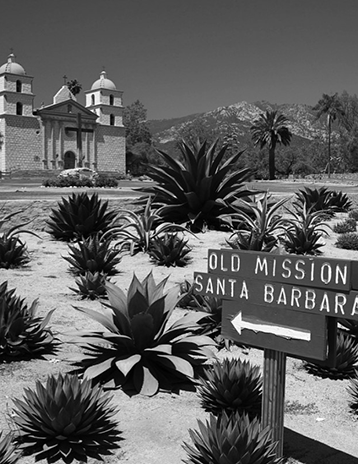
[
  {"x1": 281, "y1": 204, "x2": 329, "y2": 255},
  {"x1": 347, "y1": 376, "x2": 358, "y2": 414},
  {"x1": 183, "y1": 411, "x2": 282, "y2": 464},
  {"x1": 12, "y1": 373, "x2": 122, "y2": 464},
  {"x1": 148, "y1": 232, "x2": 192, "y2": 267},
  {"x1": 0, "y1": 281, "x2": 57, "y2": 361},
  {"x1": 46, "y1": 192, "x2": 118, "y2": 241},
  {"x1": 226, "y1": 193, "x2": 288, "y2": 252},
  {"x1": 0, "y1": 209, "x2": 40, "y2": 269},
  {"x1": 135, "y1": 139, "x2": 254, "y2": 232},
  {"x1": 70, "y1": 272, "x2": 215, "y2": 396},
  {"x1": 304, "y1": 331, "x2": 358, "y2": 379},
  {"x1": 197, "y1": 358, "x2": 262, "y2": 419},
  {"x1": 0, "y1": 432, "x2": 21, "y2": 464},
  {"x1": 70, "y1": 271, "x2": 109, "y2": 300},
  {"x1": 293, "y1": 186, "x2": 351, "y2": 216},
  {"x1": 104, "y1": 196, "x2": 192, "y2": 255},
  {"x1": 64, "y1": 234, "x2": 121, "y2": 276}
]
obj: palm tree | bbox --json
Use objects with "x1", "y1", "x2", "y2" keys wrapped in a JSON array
[
  {"x1": 66, "y1": 79, "x2": 82, "y2": 96},
  {"x1": 250, "y1": 110, "x2": 292, "y2": 180},
  {"x1": 313, "y1": 93, "x2": 345, "y2": 178}
]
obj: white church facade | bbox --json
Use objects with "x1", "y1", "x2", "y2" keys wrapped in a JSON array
[{"x1": 0, "y1": 53, "x2": 126, "y2": 175}]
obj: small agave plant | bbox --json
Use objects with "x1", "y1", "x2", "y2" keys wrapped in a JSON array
[
  {"x1": 70, "y1": 272, "x2": 215, "y2": 396},
  {"x1": 0, "y1": 209, "x2": 40, "y2": 269},
  {"x1": 304, "y1": 331, "x2": 358, "y2": 379},
  {"x1": 0, "y1": 432, "x2": 21, "y2": 464},
  {"x1": 12, "y1": 373, "x2": 122, "y2": 464},
  {"x1": 197, "y1": 357, "x2": 262, "y2": 419},
  {"x1": 63, "y1": 234, "x2": 121, "y2": 276},
  {"x1": 0, "y1": 281, "x2": 57, "y2": 361},
  {"x1": 148, "y1": 232, "x2": 192, "y2": 267},
  {"x1": 70, "y1": 271, "x2": 110, "y2": 300},
  {"x1": 347, "y1": 376, "x2": 358, "y2": 414},
  {"x1": 46, "y1": 192, "x2": 118, "y2": 241},
  {"x1": 183, "y1": 411, "x2": 282, "y2": 464}
]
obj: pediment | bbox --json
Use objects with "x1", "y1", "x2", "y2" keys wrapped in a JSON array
[{"x1": 34, "y1": 99, "x2": 98, "y2": 123}]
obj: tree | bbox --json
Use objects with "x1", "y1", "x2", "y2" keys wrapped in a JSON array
[
  {"x1": 66, "y1": 79, "x2": 82, "y2": 96},
  {"x1": 123, "y1": 100, "x2": 152, "y2": 175},
  {"x1": 313, "y1": 93, "x2": 345, "y2": 177},
  {"x1": 250, "y1": 110, "x2": 292, "y2": 180}
]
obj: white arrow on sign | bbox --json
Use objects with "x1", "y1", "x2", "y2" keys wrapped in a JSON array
[{"x1": 231, "y1": 312, "x2": 311, "y2": 341}]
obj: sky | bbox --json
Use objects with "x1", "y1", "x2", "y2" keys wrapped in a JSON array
[{"x1": 1, "y1": 0, "x2": 358, "y2": 120}]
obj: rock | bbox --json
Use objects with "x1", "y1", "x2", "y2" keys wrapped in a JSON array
[{"x1": 58, "y1": 168, "x2": 99, "y2": 180}]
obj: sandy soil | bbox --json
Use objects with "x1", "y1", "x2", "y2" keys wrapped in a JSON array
[{"x1": 1, "y1": 198, "x2": 358, "y2": 463}]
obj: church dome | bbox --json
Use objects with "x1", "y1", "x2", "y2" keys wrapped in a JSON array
[
  {"x1": 0, "y1": 53, "x2": 26, "y2": 75},
  {"x1": 91, "y1": 70, "x2": 116, "y2": 90}
]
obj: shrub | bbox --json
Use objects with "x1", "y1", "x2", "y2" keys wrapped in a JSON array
[
  {"x1": 0, "y1": 281, "x2": 57, "y2": 361},
  {"x1": 70, "y1": 272, "x2": 215, "y2": 396},
  {"x1": 304, "y1": 331, "x2": 358, "y2": 379},
  {"x1": 148, "y1": 232, "x2": 192, "y2": 267},
  {"x1": 46, "y1": 192, "x2": 118, "y2": 241},
  {"x1": 335, "y1": 232, "x2": 358, "y2": 250},
  {"x1": 333, "y1": 218, "x2": 356, "y2": 234},
  {"x1": 227, "y1": 193, "x2": 288, "y2": 252},
  {"x1": 42, "y1": 177, "x2": 93, "y2": 188},
  {"x1": 135, "y1": 139, "x2": 253, "y2": 232},
  {"x1": 0, "y1": 432, "x2": 20, "y2": 464},
  {"x1": 12, "y1": 373, "x2": 122, "y2": 463},
  {"x1": 197, "y1": 358, "x2": 262, "y2": 419},
  {"x1": 281, "y1": 204, "x2": 328, "y2": 255},
  {"x1": 105, "y1": 196, "x2": 191, "y2": 255},
  {"x1": 63, "y1": 234, "x2": 121, "y2": 276},
  {"x1": 94, "y1": 175, "x2": 119, "y2": 188},
  {"x1": 70, "y1": 271, "x2": 110, "y2": 300},
  {"x1": 348, "y1": 209, "x2": 358, "y2": 221},
  {"x1": 183, "y1": 411, "x2": 282, "y2": 464}
]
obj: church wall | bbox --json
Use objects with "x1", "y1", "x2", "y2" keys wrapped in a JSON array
[
  {"x1": 6, "y1": 93, "x2": 33, "y2": 116},
  {"x1": 0, "y1": 118, "x2": 6, "y2": 172},
  {"x1": 1, "y1": 115, "x2": 41, "y2": 171},
  {"x1": 96, "y1": 125, "x2": 126, "y2": 173}
]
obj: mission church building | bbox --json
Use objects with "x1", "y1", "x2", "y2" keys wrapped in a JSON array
[{"x1": 0, "y1": 53, "x2": 125, "y2": 174}]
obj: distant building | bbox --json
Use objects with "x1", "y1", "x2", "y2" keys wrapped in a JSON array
[{"x1": 0, "y1": 53, "x2": 125, "y2": 174}]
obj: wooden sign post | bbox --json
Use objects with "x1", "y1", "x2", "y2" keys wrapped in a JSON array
[{"x1": 194, "y1": 249, "x2": 358, "y2": 458}]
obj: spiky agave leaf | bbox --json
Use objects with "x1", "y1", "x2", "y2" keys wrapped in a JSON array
[
  {"x1": 64, "y1": 234, "x2": 121, "y2": 276},
  {"x1": 347, "y1": 377, "x2": 358, "y2": 414},
  {"x1": 135, "y1": 139, "x2": 254, "y2": 232},
  {"x1": 305, "y1": 331, "x2": 358, "y2": 379},
  {"x1": 70, "y1": 272, "x2": 215, "y2": 396},
  {"x1": 70, "y1": 271, "x2": 110, "y2": 300},
  {"x1": 0, "y1": 432, "x2": 21, "y2": 464},
  {"x1": 0, "y1": 281, "x2": 57, "y2": 361},
  {"x1": 148, "y1": 233, "x2": 192, "y2": 267},
  {"x1": 12, "y1": 373, "x2": 122, "y2": 464},
  {"x1": 46, "y1": 192, "x2": 118, "y2": 241},
  {"x1": 197, "y1": 358, "x2": 262, "y2": 419},
  {"x1": 183, "y1": 411, "x2": 282, "y2": 464}
]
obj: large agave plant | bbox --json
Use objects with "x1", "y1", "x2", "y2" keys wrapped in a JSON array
[
  {"x1": 0, "y1": 432, "x2": 20, "y2": 464},
  {"x1": 0, "y1": 281, "x2": 57, "y2": 361},
  {"x1": 46, "y1": 192, "x2": 118, "y2": 241},
  {"x1": 104, "y1": 196, "x2": 191, "y2": 255},
  {"x1": 183, "y1": 411, "x2": 282, "y2": 464},
  {"x1": 136, "y1": 139, "x2": 254, "y2": 232},
  {"x1": 148, "y1": 232, "x2": 192, "y2": 267},
  {"x1": 197, "y1": 358, "x2": 262, "y2": 419},
  {"x1": 70, "y1": 272, "x2": 215, "y2": 396},
  {"x1": 12, "y1": 373, "x2": 122, "y2": 464},
  {"x1": 227, "y1": 193, "x2": 288, "y2": 252},
  {"x1": 293, "y1": 186, "x2": 352, "y2": 216},
  {"x1": 64, "y1": 234, "x2": 121, "y2": 276},
  {"x1": 304, "y1": 331, "x2": 358, "y2": 379}
]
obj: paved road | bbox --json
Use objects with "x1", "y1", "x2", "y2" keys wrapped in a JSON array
[{"x1": 1, "y1": 178, "x2": 358, "y2": 202}]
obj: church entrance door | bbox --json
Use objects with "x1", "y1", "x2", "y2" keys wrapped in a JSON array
[{"x1": 64, "y1": 151, "x2": 76, "y2": 169}]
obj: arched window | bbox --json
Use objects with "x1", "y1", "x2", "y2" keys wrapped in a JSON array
[
  {"x1": 16, "y1": 80, "x2": 22, "y2": 93},
  {"x1": 16, "y1": 102, "x2": 23, "y2": 115},
  {"x1": 109, "y1": 94, "x2": 114, "y2": 106},
  {"x1": 67, "y1": 104, "x2": 72, "y2": 113},
  {"x1": 110, "y1": 114, "x2": 115, "y2": 126},
  {"x1": 91, "y1": 94, "x2": 95, "y2": 105}
]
